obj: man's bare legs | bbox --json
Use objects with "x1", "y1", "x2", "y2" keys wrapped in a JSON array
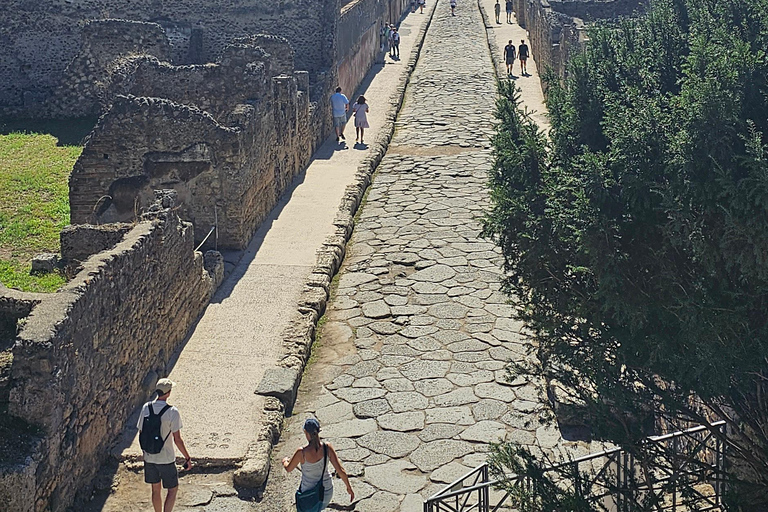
[
  {"x1": 152, "y1": 483, "x2": 179, "y2": 512},
  {"x1": 165, "y1": 487, "x2": 178, "y2": 511},
  {"x1": 152, "y1": 483, "x2": 163, "y2": 512}
]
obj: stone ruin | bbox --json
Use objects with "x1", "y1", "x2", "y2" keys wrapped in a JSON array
[
  {"x1": 0, "y1": 192, "x2": 224, "y2": 512},
  {"x1": 0, "y1": 0, "x2": 412, "y2": 509},
  {"x1": 66, "y1": 22, "x2": 320, "y2": 249},
  {"x1": 512, "y1": 0, "x2": 649, "y2": 79}
]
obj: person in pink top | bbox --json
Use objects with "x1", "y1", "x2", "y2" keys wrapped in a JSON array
[{"x1": 351, "y1": 95, "x2": 370, "y2": 145}]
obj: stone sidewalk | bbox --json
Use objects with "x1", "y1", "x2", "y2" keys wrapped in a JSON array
[
  {"x1": 478, "y1": 0, "x2": 549, "y2": 130},
  {"x1": 259, "y1": 1, "x2": 589, "y2": 511},
  {"x1": 83, "y1": 5, "x2": 437, "y2": 512}
]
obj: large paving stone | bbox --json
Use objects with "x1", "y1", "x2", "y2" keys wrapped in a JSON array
[
  {"x1": 358, "y1": 431, "x2": 421, "y2": 458},
  {"x1": 339, "y1": 272, "x2": 379, "y2": 288},
  {"x1": 429, "y1": 461, "x2": 474, "y2": 484},
  {"x1": 364, "y1": 459, "x2": 427, "y2": 494},
  {"x1": 410, "y1": 440, "x2": 475, "y2": 472},
  {"x1": 387, "y1": 391, "x2": 429, "y2": 412},
  {"x1": 425, "y1": 406, "x2": 475, "y2": 425},
  {"x1": 474, "y1": 382, "x2": 517, "y2": 402},
  {"x1": 354, "y1": 490, "x2": 400, "y2": 512},
  {"x1": 428, "y1": 303, "x2": 469, "y2": 319},
  {"x1": 362, "y1": 300, "x2": 392, "y2": 319},
  {"x1": 411, "y1": 264, "x2": 456, "y2": 283},
  {"x1": 400, "y1": 359, "x2": 451, "y2": 380},
  {"x1": 322, "y1": 418, "x2": 378, "y2": 439},
  {"x1": 432, "y1": 388, "x2": 478, "y2": 407},
  {"x1": 333, "y1": 387, "x2": 387, "y2": 403},
  {"x1": 378, "y1": 411, "x2": 425, "y2": 432},
  {"x1": 458, "y1": 420, "x2": 507, "y2": 443},
  {"x1": 353, "y1": 398, "x2": 392, "y2": 418},
  {"x1": 413, "y1": 378, "x2": 454, "y2": 397},
  {"x1": 418, "y1": 423, "x2": 464, "y2": 442},
  {"x1": 315, "y1": 400, "x2": 354, "y2": 425}
]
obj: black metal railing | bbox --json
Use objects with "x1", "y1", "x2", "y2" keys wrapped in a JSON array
[{"x1": 424, "y1": 421, "x2": 728, "y2": 512}]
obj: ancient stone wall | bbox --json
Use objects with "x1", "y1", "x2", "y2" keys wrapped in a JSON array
[
  {"x1": 1, "y1": 198, "x2": 223, "y2": 512},
  {"x1": 513, "y1": 0, "x2": 647, "y2": 79},
  {"x1": 548, "y1": 0, "x2": 646, "y2": 20},
  {"x1": 0, "y1": 0, "x2": 338, "y2": 116},
  {"x1": 48, "y1": 19, "x2": 172, "y2": 118},
  {"x1": 337, "y1": 0, "x2": 410, "y2": 98},
  {"x1": 68, "y1": 35, "x2": 314, "y2": 249}
]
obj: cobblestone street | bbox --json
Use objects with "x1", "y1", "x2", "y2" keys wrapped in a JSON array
[{"x1": 263, "y1": 1, "x2": 583, "y2": 510}]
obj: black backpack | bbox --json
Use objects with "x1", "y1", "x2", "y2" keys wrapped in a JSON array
[{"x1": 139, "y1": 402, "x2": 172, "y2": 454}]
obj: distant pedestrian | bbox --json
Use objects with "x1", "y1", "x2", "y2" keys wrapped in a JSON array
[
  {"x1": 330, "y1": 87, "x2": 349, "y2": 143},
  {"x1": 391, "y1": 27, "x2": 400, "y2": 58},
  {"x1": 505, "y1": 0, "x2": 513, "y2": 23},
  {"x1": 137, "y1": 378, "x2": 192, "y2": 512},
  {"x1": 419, "y1": 0, "x2": 425, "y2": 13},
  {"x1": 411, "y1": 0, "x2": 416, "y2": 12},
  {"x1": 518, "y1": 39, "x2": 529, "y2": 75},
  {"x1": 504, "y1": 40, "x2": 516, "y2": 76},
  {"x1": 450, "y1": 0, "x2": 457, "y2": 15},
  {"x1": 283, "y1": 418, "x2": 355, "y2": 511},
  {"x1": 494, "y1": 0, "x2": 501, "y2": 23}
]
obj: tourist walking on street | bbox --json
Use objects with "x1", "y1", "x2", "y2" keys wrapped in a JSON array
[
  {"x1": 518, "y1": 39, "x2": 529, "y2": 75},
  {"x1": 505, "y1": 0, "x2": 513, "y2": 23},
  {"x1": 352, "y1": 95, "x2": 370, "y2": 144},
  {"x1": 504, "y1": 40, "x2": 516, "y2": 76},
  {"x1": 137, "y1": 378, "x2": 192, "y2": 512},
  {"x1": 495, "y1": 0, "x2": 501, "y2": 23},
  {"x1": 411, "y1": 0, "x2": 416, "y2": 12},
  {"x1": 419, "y1": 0, "x2": 425, "y2": 13},
  {"x1": 391, "y1": 27, "x2": 400, "y2": 58},
  {"x1": 330, "y1": 87, "x2": 349, "y2": 143},
  {"x1": 283, "y1": 418, "x2": 355, "y2": 511},
  {"x1": 450, "y1": 0, "x2": 457, "y2": 15}
]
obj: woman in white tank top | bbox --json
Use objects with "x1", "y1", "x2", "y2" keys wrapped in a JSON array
[{"x1": 282, "y1": 418, "x2": 355, "y2": 510}]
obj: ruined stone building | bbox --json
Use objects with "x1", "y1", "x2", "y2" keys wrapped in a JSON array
[{"x1": 0, "y1": 0, "x2": 409, "y2": 510}]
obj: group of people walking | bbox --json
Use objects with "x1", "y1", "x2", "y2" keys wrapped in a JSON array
[
  {"x1": 381, "y1": 23, "x2": 401, "y2": 59},
  {"x1": 504, "y1": 39, "x2": 530, "y2": 76},
  {"x1": 495, "y1": 0, "x2": 514, "y2": 23},
  {"x1": 331, "y1": 87, "x2": 370, "y2": 145}
]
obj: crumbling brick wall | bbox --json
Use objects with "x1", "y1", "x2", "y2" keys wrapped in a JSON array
[{"x1": 2, "y1": 200, "x2": 222, "y2": 512}]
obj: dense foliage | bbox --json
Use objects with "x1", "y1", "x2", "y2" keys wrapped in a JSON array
[{"x1": 484, "y1": 0, "x2": 768, "y2": 506}]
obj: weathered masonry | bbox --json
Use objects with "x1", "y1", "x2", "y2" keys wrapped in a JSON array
[{"x1": 0, "y1": 194, "x2": 223, "y2": 512}]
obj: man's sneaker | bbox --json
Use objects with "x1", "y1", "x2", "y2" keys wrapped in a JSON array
[
  {"x1": 336, "y1": 136, "x2": 340, "y2": 142},
  {"x1": 340, "y1": 134, "x2": 345, "y2": 140}
]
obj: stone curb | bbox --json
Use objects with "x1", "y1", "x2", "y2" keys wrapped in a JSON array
[
  {"x1": 234, "y1": 1, "x2": 439, "y2": 489},
  {"x1": 478, "y1": 0, "x2": 507, "y2": 79}
]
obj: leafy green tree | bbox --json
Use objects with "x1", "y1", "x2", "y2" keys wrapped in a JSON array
[{"x1": 484, "y1": 0, "x2": 768, "y2": 507}]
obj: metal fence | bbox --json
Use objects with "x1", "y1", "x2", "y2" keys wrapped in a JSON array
[{"x1": 424, "y1": 421, "x2": 728, "y2": 512}]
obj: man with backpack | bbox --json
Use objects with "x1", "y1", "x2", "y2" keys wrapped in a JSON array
[{"x1": 138, "y1": 378, "x2": 191, "y2": 512}]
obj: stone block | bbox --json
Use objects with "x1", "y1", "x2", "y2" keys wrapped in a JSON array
[
  {"x1": 233, "y1": 441, "x2": 272, "y2": 488},
  {"x1": 255, "y1": 367, "x2": 300, "y2": 409},
  {"x1": 30, "y1": 254, "x2": 58, "y2": 273}
]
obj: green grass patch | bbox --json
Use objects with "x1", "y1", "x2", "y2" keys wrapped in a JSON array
[{"x1": 0, "y1": 132, "x2": 82, "y2": 292}]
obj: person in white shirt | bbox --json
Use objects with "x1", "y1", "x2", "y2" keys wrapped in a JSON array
[
  {"x1": 137, "y1": 378, "x2": 192, "y2": 512},
  {"x1": 330, "y1": 87, "x2": 350, "y2": 143}
]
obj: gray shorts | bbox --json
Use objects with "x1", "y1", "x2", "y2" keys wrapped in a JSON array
[
  {"x1": 333, "y1": 115, "x2": 347, "y2": 128},
  {"x1": 144, "y1": 462, "x2": 179, "y2": 489}
]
